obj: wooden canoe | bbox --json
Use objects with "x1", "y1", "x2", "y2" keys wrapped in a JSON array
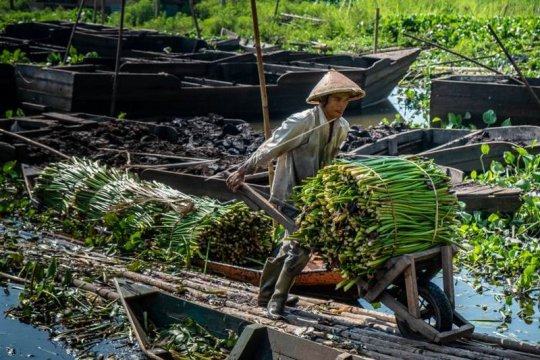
[
  {"x1": 349, "y1": 126, "x2": 540, "y2": 172},
  {"x1": 114, "y1": 278, "x2": 251, "y2": 360},
  {"x1": 114, "y1": 278, "x2": 364, "y2": 360},
  {"x1": 430, "y1": 75, "x2": 540, "y2": 127},
  {"x1": 14, "y1": 47, "x2": 420, "y2": 120}
]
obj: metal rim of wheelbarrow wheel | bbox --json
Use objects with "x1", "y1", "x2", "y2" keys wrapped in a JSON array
[{"x1": 395, "y1": 282, "x2": 453, "y2": 341}]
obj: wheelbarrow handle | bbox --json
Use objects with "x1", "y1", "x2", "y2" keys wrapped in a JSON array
[{"x1": 222, "y1": 170, "x2": 298, "y2": 233}]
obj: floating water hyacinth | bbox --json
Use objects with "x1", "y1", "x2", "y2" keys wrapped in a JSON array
[{"x1": 290, "y1": 157, "x2": 461, "y2": 289}]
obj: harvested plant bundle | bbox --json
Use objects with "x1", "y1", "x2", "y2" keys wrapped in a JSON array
[
  {"x1": 290, "y1": 157, "x2": 460, "y2": 288},
  {"x1": 33, "y1": 158, "x2": 273, "y2": 264}
]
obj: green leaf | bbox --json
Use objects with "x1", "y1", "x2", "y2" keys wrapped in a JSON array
[
  {"x1": 482, "y1": 109, "x2": 497, "y2": 125},
  {"x1": 432, "y1": 117, "x2": 441, "y2": 123},
  {"x1": 46, "y1": 257, "x2": 57, "y2": 278},
  {"x1": 503, "y1": 151, "x2": 515, "y2": 165},
  {"x1": 515, "y1": 179, "x2": 531, "y2": 191},
  {"x1": 490, "y1": 161, "x2": 505, "y2": 174},
  {"x1": 501, "y1": 118, "x2": 512, "y2": 127},
  {"x1": 481, "y1": 143, "x2": 490, "y2": 155},
  {"x1": 515, "y1": 146, "x2": 529, "y2": 157},
  {"x1": 487, "y1": 213, "x2": 499, "y2": 223},
  {"x1": 2, "y1": 161, "x2": 16, "y2": 174}
]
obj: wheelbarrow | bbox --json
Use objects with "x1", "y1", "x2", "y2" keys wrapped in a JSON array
[{"x1": 236, "y1": 181, "x2": 474, "y2": 343}]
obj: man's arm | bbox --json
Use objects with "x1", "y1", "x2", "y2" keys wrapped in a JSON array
[{"x1": 226, "y1": 113, "x2": 309, "y2": 192}]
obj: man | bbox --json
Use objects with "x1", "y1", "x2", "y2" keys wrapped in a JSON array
[{"x1": 227, "y1": 69, "x2": 365, "y2": 319}]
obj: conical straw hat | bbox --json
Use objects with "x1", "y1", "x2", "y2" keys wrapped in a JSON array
[{"x1": 306, "y1": 69, "x2": 366, "y2": 104}]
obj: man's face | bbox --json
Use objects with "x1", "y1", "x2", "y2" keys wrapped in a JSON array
[{"x1": 322, "y1": 93, "x2": 350, "y2": 120}]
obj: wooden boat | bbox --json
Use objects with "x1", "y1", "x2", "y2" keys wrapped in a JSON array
[
  {"x1": 0, "y1": 64, "x2": 16, "y2": 113},
  {"x1": 115, "y1": 278, "x2": 365, "y2": 359},
  {"x1": 349, "y1": 126, "x2": 540, "y2": 171},
  {"x1": 2, "y1": 21, "x2": 208, "y2": 58},
  {"x1": 430, "y1": 75, "x2": 540, "y2": 127},
  {"x1": 14, "y1": 48, "x2": 420, "y2": 119},
  {"x1": 229, "y1": 324, "x2": 365, "y2": 359},
  {"x1": 349, "y1": 128, "x2": 471, "y2": 156},
  {"x1": 114, "y1": 278, "x2": 251, "y2": 360}
]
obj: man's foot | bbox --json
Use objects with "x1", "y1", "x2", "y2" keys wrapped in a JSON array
[
  {"x1": 258, "y1": 295, "x2": 299, "y2": 307},
  {"x1": 267, "y1": 300, "x2": 285, "y2": 320}
]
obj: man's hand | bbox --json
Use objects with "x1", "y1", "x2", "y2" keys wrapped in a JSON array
[{"x1": 226, "y1": 166, "x2": 247, "y2": 192}]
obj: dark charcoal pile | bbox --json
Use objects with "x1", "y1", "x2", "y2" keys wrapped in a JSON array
[
  {"x1": 22, "y1": 114, "x2": 265, "y2": 175},
  {"x1": 21, "y1": 114, "x2": 408, "y2": 175},
  {"x1": 340, "y1": 123, "x2": 411, "y2": 153}
]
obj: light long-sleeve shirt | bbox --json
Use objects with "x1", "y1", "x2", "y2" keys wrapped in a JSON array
[{"x1": 244, "y1": 105, "x2": 350, "y2": 203}]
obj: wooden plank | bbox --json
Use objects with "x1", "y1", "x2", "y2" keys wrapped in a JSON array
[
  {"x1": 441, "y1": 246, "x2": 455, "y2": 308},
  {"x1": 42, "y1": 112, "x2": 96, "y2": 126},
  {"x1": 407, "y1": 247, "x2": 443, "y2": 262},
  {"x1": 404, "y1": 262, "x2": 420, "y2": 318},
  {"x1": 435, "y1": 324, "x2": 475, "y2": 344},
  {"x1": 363, "y1": 257, "x2": 410, "y2": 302},
  {"x1": 379, "y1": 292, "x2": 438, "y2": 342}
]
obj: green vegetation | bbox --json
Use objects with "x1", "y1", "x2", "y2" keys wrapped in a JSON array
[
  {"x1": 291, "y1": 157, "x2": 460, "y2": 289},
  {"x1": 457, "y1": 145, "x2": 540, "y2": 325}
]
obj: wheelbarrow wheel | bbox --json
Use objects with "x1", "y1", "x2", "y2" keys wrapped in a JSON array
[{"x1": 395, "y1": 282, "x2": 453, "y2": 341}]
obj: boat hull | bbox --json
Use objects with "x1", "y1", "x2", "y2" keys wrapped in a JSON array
[{"x1": 430, "y1": 75, "x2": 540, "y2": 126}]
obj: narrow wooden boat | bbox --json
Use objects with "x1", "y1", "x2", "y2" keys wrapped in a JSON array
[
  {"x1": 430, "y1": 75, "x2": 540, "y2": 126},
  {"x1": 115, "y1": 278, "x2": 364, "y2": 359},
  {"x1": 0, "y1": 64, "x2": 16, "y2": 113},
  {"x1": 14, "y1": 47, "x2": 420, "y2": 119},
  {"x1": 3, "y1": 21, "x2": 207, "y2": 57},
  {"x1": 349, "y1": 128, "x2": 471, "y2": 156},
  {"x1": 114, "y1": 278, "x2": 251, "y2": 360},
  {"x1": 349, "y1": 126, "x2": 540, "y2": 172}
]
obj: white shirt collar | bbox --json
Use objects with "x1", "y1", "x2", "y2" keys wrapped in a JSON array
[{"x1": 318, "y1": 105, "x2": 328, "y2": 124}]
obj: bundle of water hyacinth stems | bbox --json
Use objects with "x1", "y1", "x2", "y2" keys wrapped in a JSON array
[
  {"x1": 33, "y1": 158, "x2": 273, "y2": 265},
  {"x1": 290, "y1": 157, "x2": 460, "y2": 290}
]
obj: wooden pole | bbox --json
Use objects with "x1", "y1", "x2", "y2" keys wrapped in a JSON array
[
  {"x1": 487, "y1": 24, "x2": 540, "y2": 110},
  {"x1": 93, "y1": 0, "x2": 97, "y2": 23},
  {"x1": 273, "y1": 0, "x2": 280, "y2": 17},
  {"x1": 100, "y1": 0, "x2": 105, "y2": 24},
  {"x1": 189, "y1": 0, "x2": 202, "y2": 39},
  {"x1": 373, "y1": 8, "x2": 379, "y2": 53},
  {"x1": 0, "y1": 128, "x2": 69, "y2": 159},
  {"x1": 404, "y1": 33, "x2": 524, "y2": 84},
  {"x1": 63, "y1": 0, "x2": 86, "y2": 65},
  {"x1": 154, "y1": 0, "x2": 159, "y2": 17},
  {"x1": 249, "y1": 0, "x2": 274, "y2": 186},
  {"x1": 110, "y1": 0, "x2": 127, "y2": 117}
]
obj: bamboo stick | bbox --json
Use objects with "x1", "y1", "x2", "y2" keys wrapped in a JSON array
[
  {"x1": 110, "y1": 0, "x2": 127, "y2": 117},
  {"x1": 0, "y1": 271, "x2": 29, "y2": 284},
  {"x1": 403, "y1": 33, "x2": 524, "y2": 84},
  {"x1": 249, "y1": 0, "x2": 274, "y2": 186},
  {"x1": 64, "y1": 0, "x2": 85, "y2": 65},
  {"x1": 487, "y1": 24, "x2": 540, "y2": 110},
  {"x1": 0, "y1": 128, "x2": 69, "y2": 159},
  {"x1": 72, "y1": 279, "x2": 119, "y2": 300}
]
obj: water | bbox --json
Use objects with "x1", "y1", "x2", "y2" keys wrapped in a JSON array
[
  {"x1": 0, "y1": 284, "x2": 74, "y2": 359},
  {"x1": 0, "y1": 283, "x2": 145, "y2": 359}
]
